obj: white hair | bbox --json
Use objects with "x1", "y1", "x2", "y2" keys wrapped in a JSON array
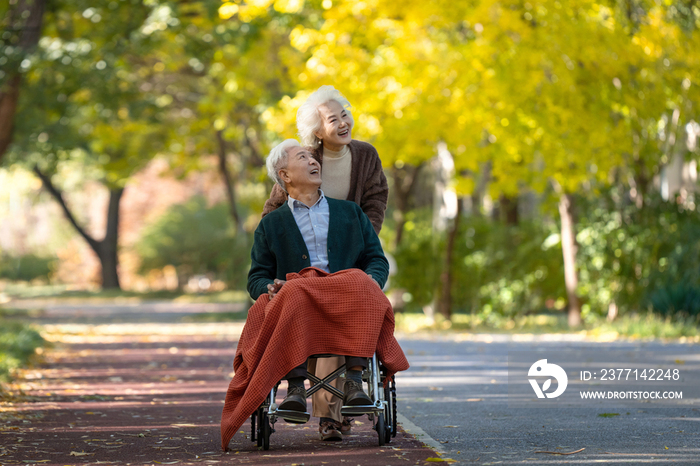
[
  {"x1": 296, "y1": 85, "x2": 354, "y2": 146},
  {"x1": 266, "y1": 139, "x2": 301, "y2": 191}
]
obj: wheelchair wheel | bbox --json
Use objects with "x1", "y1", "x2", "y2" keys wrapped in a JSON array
[
  {"x1": 251, "y1": 411, "x2": 257, "y2": 443},
  {"x1": 257, "y1": 409, "x2": 271, "y2": 450},
  {"x1": 255, "y1": 408, "x2": 263, "y2": 447},
  {"x1": 376, "y1": 413, "x2": 386, "y2": 446},
  {"x1": 261, "y1": 412, "x2": 271, "y2": 450},
  {"x1": 386, "y1": 375, "x2": 397, "y2": 440}
]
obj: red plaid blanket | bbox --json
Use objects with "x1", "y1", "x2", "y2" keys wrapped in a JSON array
[{"x1": 220, "y1": 267, "x2": 409, "y2": 450}]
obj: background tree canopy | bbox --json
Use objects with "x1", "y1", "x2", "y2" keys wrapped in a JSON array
[{"x1": 1, "y1": 0, "x2": 699, "y2": 326}]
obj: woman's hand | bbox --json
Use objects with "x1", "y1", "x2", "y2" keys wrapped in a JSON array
[{"x1": 267, "y1": 279, "x2": 286, "y2": 299}]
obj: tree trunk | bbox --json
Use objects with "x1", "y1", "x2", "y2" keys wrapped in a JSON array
[
  {"x1": 97, "y1": 188, "x2": 123, "y2": 289},
  {"x1": 436, "y1": 197, "x2": 463, "y2": 320},
  {"x1": 470, "y1": 161, "x2": 492, "y2": 217},
  {"x1": 499, "y1": 194, "x2": 519, "y2": 225},
  {"x1": 0, "y1": 0, "x2": 46, "y2": 161},
  {"x1": 558, "y1": 193, "x2": 581, "y2": 327},
  {"x1": 215, "y1": 130, "x2": 243, "y2": 233},
  {"x1": 392, "y1": 163, "x2": 423, "y2": 248},
  {"x1": 33, "y1": 166, "x2": 123, "y2": 290}
]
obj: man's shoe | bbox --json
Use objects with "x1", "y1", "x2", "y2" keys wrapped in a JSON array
[
  {"x1": 319, "y1": 420, "x2": 343, "y2": 441},
  {"x1": 343, "y1": 380, "x2": 372, "y2": 406},
  {"x1": 279, "y1": 386, "x2": 307, "y2": 412},
  {"x1": 340, "y1": 417, "x2": 354, "y2": 434}
]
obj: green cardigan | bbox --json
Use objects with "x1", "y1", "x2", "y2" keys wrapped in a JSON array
[{"x1": 247, "y1": 197, "x2": 389, "y2": 300}]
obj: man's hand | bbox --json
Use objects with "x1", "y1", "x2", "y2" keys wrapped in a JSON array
[
  {"x1": 367, "y1": 274, "x2": 380, "y2": 288},
  {"x1": 267, "y1": 279, "x2": 286, "y2": 299}
]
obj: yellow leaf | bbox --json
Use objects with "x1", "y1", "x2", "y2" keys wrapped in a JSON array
[{"x1": 218, "y1": 2, "x2": 239, "y2": 20}]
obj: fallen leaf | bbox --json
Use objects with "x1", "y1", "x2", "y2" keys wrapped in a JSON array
[
  {"x1": 70, "y1": 451, "x2": 93, "y2": 456},
  {"x1": 535, "y1": 447, "x2": 585, "y2": 456},
  {"x1": 425, "y1": 458, "x2": 457, "y2": 463},
  {"x1": 441, "y1": 425, "x2": 459, "y2": 428}
]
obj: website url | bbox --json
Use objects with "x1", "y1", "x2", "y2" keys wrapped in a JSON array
[{"x1": 580, "y1": 391, "x2": 682, "y2": 400}]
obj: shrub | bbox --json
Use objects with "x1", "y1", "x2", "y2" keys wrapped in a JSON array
[
  {"x1": 391, "y1": 209, "x2": 442, "y2": 307},
  {"x1": 391, "y1": 210, "x2": 566, "y2": 318},
  {"x1": 136, "y1": 196, "x2": 251, "y2": 289},
  {"x1": 0, "y1": 253, "x2": 56, "y2": 281},
  {"x1": 0, "y1": 319, "x2": 45, "y2": 381},
  {"x1": 450, "y1": 217, "x2": 565, "y2": 318},
  {"x1": 576, "y1": 192, "x2": 700, "y2": 320}
]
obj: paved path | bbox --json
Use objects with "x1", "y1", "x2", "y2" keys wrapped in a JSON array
[
  {"x1": 395, "y1": 333, "x2": 700, "y2": 465},
  {"x1": 1, "y1": 302, "x2": 438, "y2": 466},
  {"x1": 4, "y1": 301, "x2": 700, "y2": 465}
]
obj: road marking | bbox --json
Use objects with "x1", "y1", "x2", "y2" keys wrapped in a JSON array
[{"x1": 397, "y1": 413, "x2": 445, "y2": 454}]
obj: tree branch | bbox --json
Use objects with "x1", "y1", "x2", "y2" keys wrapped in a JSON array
[{"x1": 33, "y1": 165, "x2": 100, "y2": 252}]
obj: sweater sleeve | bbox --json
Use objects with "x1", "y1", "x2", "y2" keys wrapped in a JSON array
[
  {"x1": 246, "y1": 224, "x2": 276, "y2": 300},
  {"x1": 262, "y1": 183, "x2": 288, "y2": 218},
  {"x1": 354, "y1": 205, "x2": 390, "y2": 288},
  {"x1": 359, "y1": 147, "x2": 388, "y2": 234}
]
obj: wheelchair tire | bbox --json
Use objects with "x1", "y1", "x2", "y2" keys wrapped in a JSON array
[
  {"x1": 255, "y1": 409, "x2": 263, "y2": 448},
  {"x1": 377, "y1": 413, "x2": 386, "y2": 446},
  {"x1": 383, "y1": 388, "x2": 393, "y2": 444},
  {"x1": 261, "y1": 412, "x2": 271, "y2": 451},
  {"x1": 251, "y1": 412, "x2": 257, "y2": 443},
  {"x1": 388, "y1": 376, "x2": 397, "y2": 439}
]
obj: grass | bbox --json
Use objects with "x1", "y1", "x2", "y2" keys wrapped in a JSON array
[
  {"x1": 394, "y1": 310, "x2": 700, "y2": 341},
  {"x1": 0, "y1": 282, "x2": 249, "y2": 304},
  {"x1": 587, "y1": 312, "x2": 700, "y2": 340},
  {"x1": 181, "y1": 310, "x2": 250, "y2": 322},
  {"x1": 3, "y1": 282, "x2": 698, "y2": 341},
  {"x1": 0, "y1": 318, "x2": 46, "y2": 383}
]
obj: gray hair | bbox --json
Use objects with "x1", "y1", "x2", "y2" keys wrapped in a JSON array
[
  {"x1": 296, "y1": 85, "x2": 354, "y2": 146},
  {"x1": 266, "y1": 139, "x2": 301, "y2": 191}
]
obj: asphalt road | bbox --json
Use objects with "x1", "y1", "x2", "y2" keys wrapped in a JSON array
[
  {"x1": 394, "y1": 332, "x2": 700, "y2": 465},
  {"x1": 6, "y1": 300, "x2": 700, "y2": 465}
]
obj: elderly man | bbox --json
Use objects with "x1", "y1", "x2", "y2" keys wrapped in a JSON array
[{"x1": 247, "y1": 138, "x2": 390, "y2": 438}]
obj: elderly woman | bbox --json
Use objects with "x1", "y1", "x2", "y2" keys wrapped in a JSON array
[
  {"x1": 261, "y1": 86, "x2": 388, "y2": 441},
  {"x1": 262, "y1": 85, "x2": 388, "y2": 234}
]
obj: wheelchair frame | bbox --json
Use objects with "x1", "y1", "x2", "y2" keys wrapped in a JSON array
[{"x1": 250, "y1": 353, "x2": 397, "y2": 449}]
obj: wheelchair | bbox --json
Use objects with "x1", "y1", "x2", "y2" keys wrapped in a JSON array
[{"x1": 250, "y1": 353, "x2": 397, "y2": 449}]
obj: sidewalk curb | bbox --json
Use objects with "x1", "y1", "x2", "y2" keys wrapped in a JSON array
[{"x1": 397, "y1": 413, "x2": 445, "y2": 455}]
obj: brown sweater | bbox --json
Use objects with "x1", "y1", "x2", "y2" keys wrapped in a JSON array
[{"x1": 262, "y1": 140, "x2": 388, "y2": 233}]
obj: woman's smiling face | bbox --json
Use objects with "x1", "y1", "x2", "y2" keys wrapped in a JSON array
[{"x1": 315, "y1": 100, "x2": 353, "y2": 151}]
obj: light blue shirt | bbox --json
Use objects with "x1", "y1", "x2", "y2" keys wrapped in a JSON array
[{"x1": 287, "y1": 190, "x2": 330, "y2": 273}]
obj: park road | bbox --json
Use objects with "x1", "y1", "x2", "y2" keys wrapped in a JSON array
[
  {"x1": 395, "y1": 332, "x2": 700, "y2": 465},
  {"x1": 3, "y1": 300, "x2": 700, "y2": 465},
  {"x1": 1, "y1": 300, "x2": 438, "y2": 466}
]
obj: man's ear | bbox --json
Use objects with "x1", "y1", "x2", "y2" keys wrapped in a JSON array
[{"x1": 279, "y1": 168, "x2": 291, "y2": 184}]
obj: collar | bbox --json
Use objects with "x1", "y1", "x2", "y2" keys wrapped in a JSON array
[{"x1": 287, "y1": 189, "x2": 326, "y2": 211}]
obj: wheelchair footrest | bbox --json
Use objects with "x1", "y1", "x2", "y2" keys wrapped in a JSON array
[
  {"x1": 341, "y1": 404, "x2": 382, "y2": 416},
  {"x1": 274, "y1": 409, "x2": 310, "y2": 424}
]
